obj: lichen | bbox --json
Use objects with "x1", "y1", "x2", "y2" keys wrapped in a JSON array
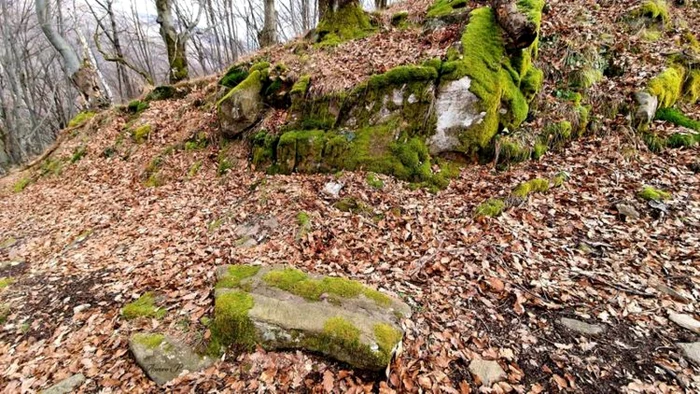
[
  {"x1": 426, "y1": 0, "x2": 468, "y2": 18},
  {"x1": 68, "y1": 111, "x2": 95, "y2": 128},
  {"x1": 131, "y1": 124, "x2": 151, "y2": 144},
  {"x1": 474, "y1": 198, "x2": 506, "y2": 218},
  {"x1": 216, "y1": 265, "x2": 261, "y2": 289},
  {"x1": 638, "y1": 186, "x2": 672, "y2": 201},
  {"x1": 132, "y1": 333, "x2": 165, "y2": 349},
  {"x1": 262, "y1": 268, "x2": 392, "y2": 307},
  {"x1": 647, "y1": 66, "x2": 684, "y2": 108},
  {"x1": 122, "y1": 292, "x2": 166, "y2": 320},
  {"x1": 209, "y1": 290, "x2": 256, "y2": 354},
  {"x1": 511, "y1": 178, "x2": 550, "y2": 198}
]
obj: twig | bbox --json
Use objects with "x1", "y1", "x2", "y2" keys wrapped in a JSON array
[{"x1": 572, "y1": 269, "x2": 654, "y2": 298}]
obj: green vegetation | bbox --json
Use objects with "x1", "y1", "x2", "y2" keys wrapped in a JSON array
[
  {"x1": 373, "y1": 323, "x2": 403, "y2": 359},
  {"x1": 474, "y1": 198, "x2": 506, "y2": 218},
  {"x1": 366, "y1": 172, "x2": 384, "y2": 189},
  {"x1": 131, "y1": 124, "x2": 151, "y2": 144},
  {"x1": 390, "y1": 11, "x2": 409, "y2": 27},
  {"x1": 145, "y1": 86, "x2": 177, "y2": 101},
  {"x1": 334, "y1": 197, "x2": 371, "y2": 214},
  {"x1": 217, "y1": 70, "x2": 264, "y2": 108},
  {"x1": 315, "y1": 3, "x2": 375, "y2": 46},
  {"x1": 127, "y1": 100, "x2": 149, "y2": 114},
  {"x1": 184, "y1": 132, "x2": 209, "y2": 151},
  {"x1": 39, "y1": 157, "x2": 64, "y2": 177},
  {"x1": 122, "y1": 292, "x2": 166, "y2": 320},
  {"x1": 262, "y1": 268, "x2": 391, "y2": 306},
  {"x1": 220, "y1": 65, "x2": 249, "y2": 88},
  {"x1": 71, "y1": 146, "x2": 87, "y2": 163},
  {"x1": 426, "y1": 0, "x2": 468, "y2": 18},
  {"x1": 511, "y1": 178, "x2": 550, "y2": 198},
  {"x1": 68, "y1": 111, "x2": 96, "y2": 127},
  {"x1": 684, "y1": 70, "x2": 700, "y2": 103},
  {"x1": 290, "y1": 75, "x2": 311, "y2": 97},
  {"x1": 638, "y1": 186, "x2": 672, "y2": 201},
  {"x1": 0, "y1": 277, "x2": 13, "y2": 290},
  {"x1": 637, "y1": 0, "x2": 670, "y2": 24},
  {"x1": 647, "y1": 66, "x2": 684, "y2": 108},
  {"x1": 0, "y1": 304, "x2": 9, "y2": 324},
  {"x1": 12, "y1": 177, "x2": 32, "y2": 193},
  {"x1": 209, "y1": 290, "x2": 256, "y2": 354},
  {"x1": 297, "y1": 211, "x2": 311, "y2": 235},
  {"x1": 188, "y1": 161, "x2": 202, "y2": 177},
  {"x1": 132, "y1": 333, "x2": 165, "y2": 349},
  {"x1": 216, "y1": 265, "x2": 261, "y2": 289}
]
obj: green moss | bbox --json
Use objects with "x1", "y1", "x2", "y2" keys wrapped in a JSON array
[
  {"x1": 184, "y1": 132, "x2": 208, "y2": 151},
  {"x1": 39, "y1": 157, "x2": 64, "y2": 177},
  {"x1": 366, "y1": 173, "x2": 384, "y2": 189},
  {"x1": 145, "y1": 85, "x2": 177, "y2": 101},
  {"x1": 132, "y1": 333, "x2": 165, "y2": 349},
  {"x1": 122, "y1": 292, "x2": 166, "y2": 320},
  {"x1": 220, "y1": 65, "x2": 249, "y2": 88},
  {"x1": 637, "y1": 0, "x2": 670, "y2": 23},
  {"x1": 666, "y1": 133, "x2": 696, "y2": 148},
  {"x1": 249, "y1": 61, "x2": 270, "y2": 73},
  {"x1": 569, "y1": 67, "x2": 603, "y2": 91},
  {"x1": 367, "y1": 66, "x2": 438, "y2": 89},
  {"x1": 68, "y1": 111, "x2": 96, "y2": 127},
  {"x1": 552, "y1": 171, "x2": 569, "y2": 187},
  {"x1": 640, "y1": 28, "x2": 662, "y2": 42},
  {"x1": 290, "y1": 75, "x2": 311, "y2": 97},
  {"x1": 521, "y1": 67, "x2": 544, "y2": 101},
  {"x1": 217, "y1": 70, "x2": 264, "y2": 108},
  {"x1": 656, "y1": 107, "x2": 700, "y2": 131},
  {"x1": 334, "y1": 197, "x2": 372, "y2": 214},
  {"x1": 684, "y1": 70, "x2": 700, "y2": 103},
  {"x1": 390, "y1": 11, "x2": 409, "y2": 27},
  {"x1": 426, "y1": 0, "x2": 468, "y2": 18},
  {"x1": 71, "y1": 146, "x2": 87, "y2": 163},
  {"x1": 532, "y1": 142, "x2": 548, "y2": 159},
  {"x1": 539, "y1": 120, "x2": 573, "y2": 149},
  {"x1": 475, "y1": 198, "x2": 506, "y2": 218},
  {"x1": 188, "y1": 161, "x2": 202, "y2": 177},
  {"x1": 216, "y1": 265, "x2": 261, "y2": 289},
  {"x1": 251, "y1": 131, "x2": 279, "y2": 169},
  {"x1": 131, "y1": 124, "x2": 151, "y2": 144},
  {"x1": 517, "y1": 0, "x2": 545, "y2": 28},
  {"x1": 12, "y1": 177, "x2": 32, "y2": 193},
  {"x1": 0, "y1": 277, "x2": 13, "y2": 290},
  {"x1": 262, "y1": 268, "x2": 391, "y2": 307},
  {"x1": 210, "y1": 290, "x2": 256, "y2": 354},
  {"x1": 297, "y1": 212, "x2": 312, "y2": 238},
  {"x1": 316, "y1": 3, "x2": 375, "y2": 45},
  {"x1": 127, "y1": 100, "x2": 149, "y2": 114},
  {"x1": 642, "y1": 132, "x2": 667, "y2": 153},
  {"x1": 497, "y1": 137, "x2": 531, "y2": 167},
  {"x1": 647, "y1": 66, "x2": 685, "y2": 108},
  {"x1": 511, "y1": 178, "x2": 549, "y2": 198},
  {"x1": 638, "y1": 186, "x2": 671, "y2": 201},
  {"x1": 373, "y1": 323, "x2": 402, "y2": 358}
]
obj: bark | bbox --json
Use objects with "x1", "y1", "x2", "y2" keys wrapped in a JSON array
[
  {"x1": 375, "y1": 0, "x2": 387, "y2": 10},
  {"x1": 156, "y1": 0, "x2": 189, "y2": 83},
  {"x1": 491, "y1": 0, "x2": 538, "y2": 50},
  {"x1": 35, "y1": 0, "x2": 109, "y2": 108},
  {"x1": 259, "y1": 0, "x2": 278, "y2": 47}
]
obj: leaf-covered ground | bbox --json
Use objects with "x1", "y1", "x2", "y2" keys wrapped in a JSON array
[{"x1": 1, "y1": 0, "x2": 699, "y2": 392}]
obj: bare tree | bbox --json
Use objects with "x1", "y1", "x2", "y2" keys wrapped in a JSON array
[{"x1": 35, "y1": 0, "x2": 109, "y2": 108}]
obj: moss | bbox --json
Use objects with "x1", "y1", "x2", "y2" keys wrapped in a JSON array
[
  {"x1": 122, "y1": 292, "x2": 166, "y2": 320},
  {"x1": 647, "y1": 66, "x2": 685, "y2": 108},
  {"x1": 0, "y1": 304, "x2": 9, "y2": 324},
  {"x1": 220, "y1": 65, "x2": 249, "y2": 88},
  {"x1": 39, "y1": 158, "x2": 64, "y2": 177},
  {"x1": 127, "y1": 100, "x2": 149, "y2": 114},
  {"x1": 316, "y1": 2, "x2": 375, "y2": 45},
  {"x1": 132, "y1": 333, "x2": 165, "y2": 349},
  {"x1": 475, "y1": 198, "x2": 506, "y2": 218},
  {"x1": 210, "y1": 290, "x2": 256, "y2": 354},
  {"x1": 290, "y1": 75, "x2": 311, "y2": 97},
  {"x1": 640, "y1": 28, "x2": 662, "y2": 42},
  {"x1": 511, "y1": 178, "x2": 549, "y2": 198},
  {"x1": 637, "y1": 0, "x2": 670, "y2": 24},
  {"x1": 217, "y1": 265, "x2": 261, "y2": 289},
  {"x1": 367, "y1": 66, "x2": 437, "y2": 89},
  {"x1": 517, "y1": 0, "x2": 545, "y2": 27},
  {"x1": 217, "y1": 146, "x2": 236, "y2": 176},
  {"x1": 249, "y1": 61, "x2": 270, "y2": 73},
  {"x1": 145, "y1": 85, "x2": 178, "y2": 101},
  {"x1": 12, "y1": 177, "x2": 32, "y2": 193},
  {"x1": 0, "y1": 277, "x2": 13, "y2": 290},
  {"x1": 131, "y1": 124, "x2": 151, "y2": 144},
  {"x1": 656, "y1": 107, "x2": 700, "y2": 131},
  {"x1": 70, "y1": 146, "x2": 87, "y2": 163},
  {"x1": 638, "y1": 186, "x2": 672, "y2": 201},
  {"x1": 521, "y1": 67, "x2": 544, "y2": 101},
  {"x1": 666, "y1": 133, "x2": 696, "y2": 148},
  {"x1": 68, "y1": 111, "x2": 96, "y2": 127},
  {"x1": 297, "y1": 212, "x2": 312, "y2": 238},
  {"x1": 552, "y1": 171, "x2": 569, "y2": 187},
  {"x1": 366, "y1": 173, "x2": 384, "y2": 189},
  {"x1": 426, "y1": 0, "x2": 468, "y2": 18},
  {"x1": 217, "y1": 70, "x2": 264, "y2": 108},
  {"x1": 497, "y1": 137, "x2": 531, "y2": 167},
  {"x1": 251, "y1": 131, "x2": 279, "y2": 169},
  {"x1": 684, "y1": 69, "x2": 700, "y2": 104},
  {"x1": 532, "y1": 142, "x2": 548, "y2": 159},
  {"x1": 642, "y1": 132, "x2": 667, "y2": 153},
  {"x1": 262, "y1": 268, "x2": 391, "y2": 307},
  {"x1": 184, "y1": 132, "x2": 208, "y2": 151},
  {"x1": 540, "y1": 121, "x2": 573, "y2": 149},
  {"x1": 188, "y1": 161, "x2": 202, "y2": 177},
  {"x1": 569, "y1": 67, "x2": 603, "y2": 91},
  {"x1": 334, "y1": 197, "x2": 371, "y2": 214},
  {"x1": 373, "y1": 323, "x2": 402, "y2": 358},
  {"x1": 390, "y1": 11, "x2": 409, "y2": 27}
]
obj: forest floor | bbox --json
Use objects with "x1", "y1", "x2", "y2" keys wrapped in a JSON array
[{"x1": 1, "y1": 0, "x2": 700, "y2": 393}]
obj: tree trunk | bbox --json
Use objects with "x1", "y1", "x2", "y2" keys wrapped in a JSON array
[
  {"x1": 491, "y1": 0, "x2": 538, "y2": 50},
  {"x1": 156, "y1": 0, "x2": 189, "y2": 84},
  {"x1": 259, "y1": 0, "x2": 278, "y2": 47},
  {"x1": 375, "y1": 0, "x2": 387, "y2": 10},
  {"x1": 317, "y1": 0, "x2": 368, "y2": 41},
  {"x1": 35, "y1": 0, "x2": 109, "y2": 109}
]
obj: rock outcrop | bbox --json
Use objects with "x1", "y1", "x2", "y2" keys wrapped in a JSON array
[
  {"x1": 129, "y1": 333, "x2": 212, "y2": 386},
  {"x1": 210, "y1": 265, "x2": 410, "y2": 371}
]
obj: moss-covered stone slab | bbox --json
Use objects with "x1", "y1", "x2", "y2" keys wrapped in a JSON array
[
  {"x1": 129, "y1": 333, "x2": 212, "y2": 386},
  {"x1": 211, "y1": 265, "x2": 410, "y2": 370},
  {"x1": 218, "y1": 70, "x2": 265, "y2": 137}
]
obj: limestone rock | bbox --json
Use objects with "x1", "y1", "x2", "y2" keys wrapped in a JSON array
[
  {"x1": 634, "y1": 91, "x2": 658, "y2": 130},
  {"x1": 678, "y1": 342, "x2": 700, "y2": 365},
  {"x1": 669, "y1": 312, "x2": 700, "y2": 334},
  {"x1": 218, "y1": 71, "x2": 264, "y2": 137},
  {"x1": 129, "y1": 333, "x2": 212, "y2": 386},
  {"x1": 212, "y1": 265, "x2": 411, "y2": 370},
  {"x1": 40, "y1": 374, "x2": 85, "y2": 394},
  {"x1": 428, "y1": 76, "x2": 485, "y2": 154},
  {"x1": 559, "y1": 317, "x2": 605, "y2": 335},
  {"x1": 468, "y1": 358, "x2": 506, "y2": 387}
]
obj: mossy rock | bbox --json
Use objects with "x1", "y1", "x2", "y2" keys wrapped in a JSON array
[
  {"x1": 145, "y1": 85, "x2": 186, "y2": 101},
  {"x1": 129, "y1": 333, "x2": 212, "y2": 386},
  {"x1": 218, "y1": 70, "x2": 266, "y2": 137},
  {"x1": 210, "y1": 265, "x2": 410, "y2": 370}
]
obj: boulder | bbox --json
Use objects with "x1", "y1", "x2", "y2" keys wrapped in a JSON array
[
  {"x1": 210, "y1": 265, "x2": 410, "y2": 370},
  {"x1": 218, "y1": 71, "x2": 264, "y2": 137},
  {"x1": 129, "y1": 333, "x2": 212, "y2": 386},
  {"x1": 634, "y1": 91, "x2": 658, "y2": 130},
  {"x1": 428, "y1": 76, "x2": 485, "y2": 154},
  {"x1": 39, "y1": 374, "x2": 85, "y2": 394}
]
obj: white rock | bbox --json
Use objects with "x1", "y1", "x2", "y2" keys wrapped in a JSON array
[
  {"x1": 323, "y1": 181, "x2": 344, "y2": 198},
  {"x1": 428, "y1": 76, "x2": 485, "y2": 154},
  {"x1": 559, "y1": 317, "x2": 605, "y2": 335},
  {"x1": 468, "y1": 358, "x2": 506, "y2": 387},
  {"x1": 73, "y1": 304, "x2": 90, "y2": 314},
  {"x1": 669, "y1": 312, "x2": 700, "y2": 334},
  {"x1": 678, "y1": 342, "x2": 700, "y2": 365}
]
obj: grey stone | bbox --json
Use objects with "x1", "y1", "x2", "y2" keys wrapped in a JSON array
[
  {"x1": 218, "y1": 71, "x2": 264, "y2": 137},
  {"x1": 616, "y1": 203, "x2": 640, "y2": 220},
  {"x1": 634, "y1": 91, "x2": 658, "y2": 129},
  {"x1": 323, "y1": 181, "x2": 344, "y2": 198},
  {"x1": 40, "y1": 374, "x2": 85, "y2": 394},
  {"x1": 428, "y1": 76, "x2": 485, "y2": 154},
  {"x1": 468, "y1": 358, "x2": 506, "y2": 387},
  {"x1": 129, "y1": 333, "x2": 212, "y2": 386},
  {"x1": 654, "y1": 283, "x2": 690, "y2": 304},
  {"x1": 678, "y1": 342, "x2": 700, "y2": 365},
  {"x1": 213, "y1": 265, "x2": 411, "y2": 370},
  {"x1": 559, "y1": 317, "x2": 605, "y2": 335},
  {"x1": 669, "y1": 312, "x2": 700, "y2": 334}
]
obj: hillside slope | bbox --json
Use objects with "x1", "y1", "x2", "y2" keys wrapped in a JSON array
[{"x1": 1, "y1": 0, "x2": 699, "y2": 392}]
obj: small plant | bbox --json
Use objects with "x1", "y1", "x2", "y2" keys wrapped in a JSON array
[
  {"x1": 122, "y1": 292, "x2": 166, "y2": 320},
  {"x1": 0, "y1": 277, "x2": 13, "y2": 290},
  {"x1": 297, "y1": 211, "x2": 312, "y2": 238},
  {"x1": 71, "y1": 146, "x2": 87, "y2": 163},
  {"x1": 638, "y1": 186, "x2": 672, "y2": 201},
  {"x1": 188, "y1": 161, "x2": 202, "y2": 177},
  {"x1": 131, "y1": 124, "x2": 151, "y2": 144},
  {"x1": 366, "y1": 172, "x2": 384, "y2": 189},
  {"x1": 475, "y1": 198, "x2": 505, "y2": 218},
  {"x1": 127, "y1": 100, "x2": 149, "y2": 114},
  {"x1": 68, "y1": 111, "x2": 96, "y2": 127},
  {"x1": 12, "y1": 177, "x2": 32, "y2": 193}
]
